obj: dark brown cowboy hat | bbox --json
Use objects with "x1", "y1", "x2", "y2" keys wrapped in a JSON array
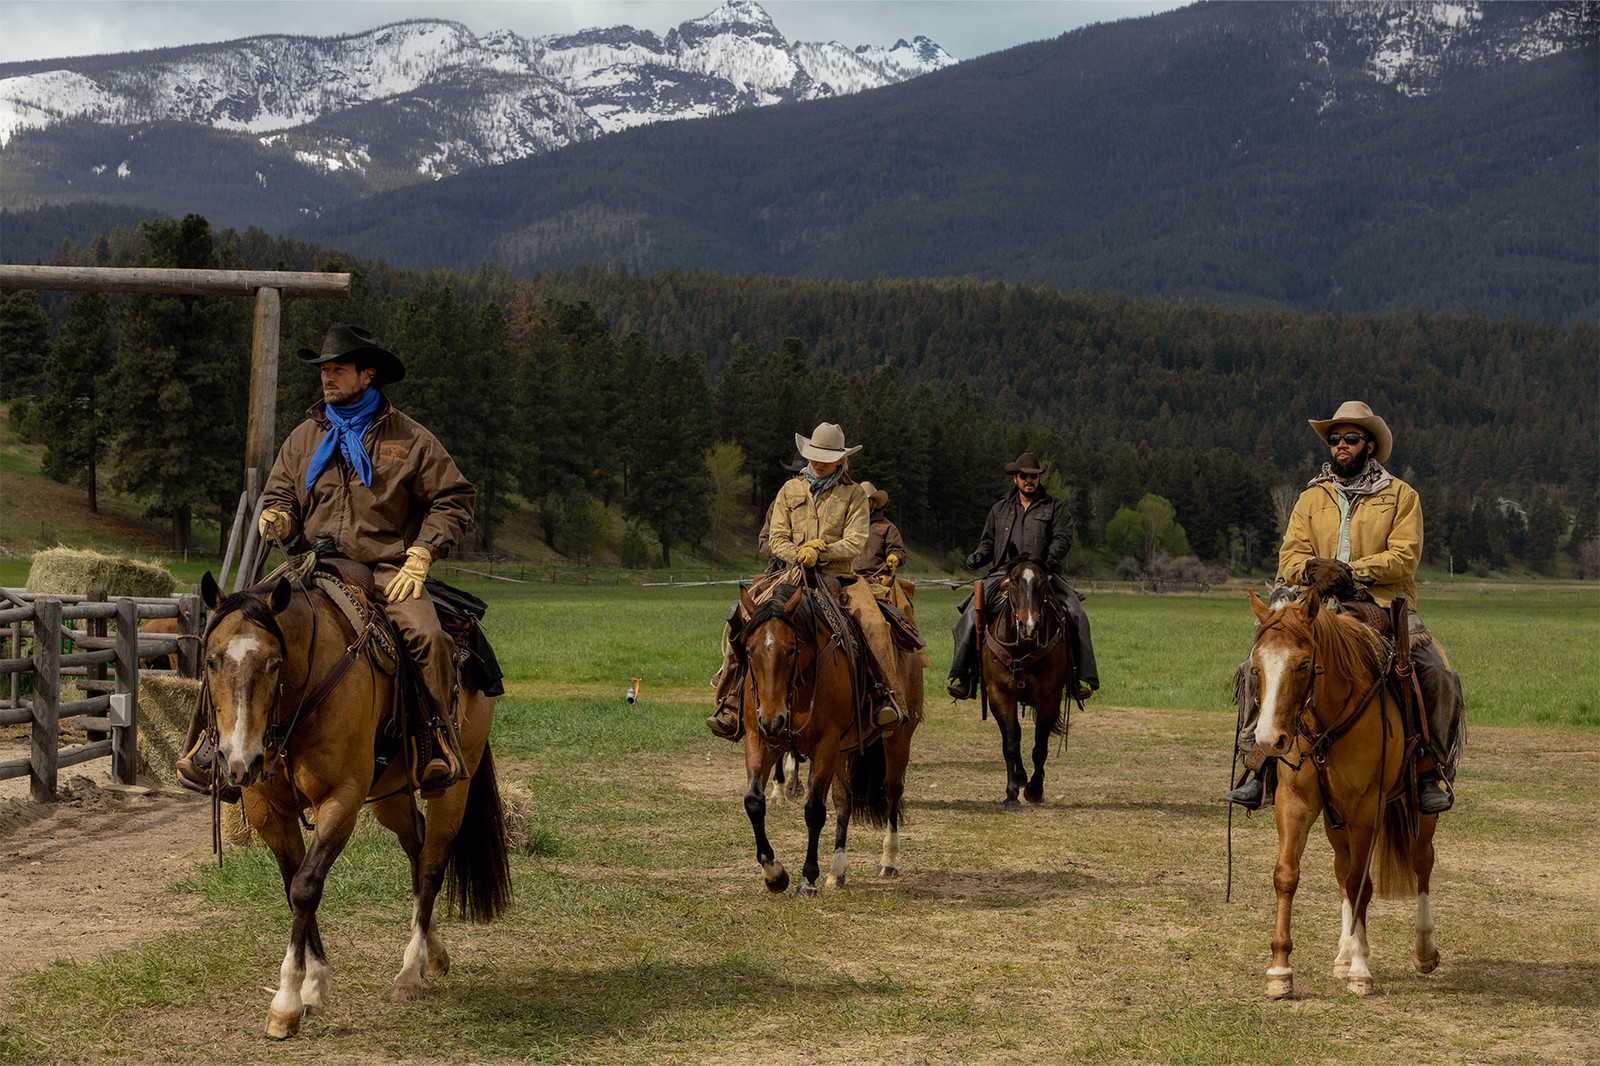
[
  {"x1": 1005, "y1": 452, "x2": 1044, "y2": 475},
  {"x1": 1309, "y1": 400, "x2": 1392, "y2": 464},
  {"x1": 297, "y1": 324, "x2": 405, "y2": 386}
]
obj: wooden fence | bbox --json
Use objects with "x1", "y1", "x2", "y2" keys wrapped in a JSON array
[{"x1": 0, "y1": 588, "x2": 203, "y2": 801}]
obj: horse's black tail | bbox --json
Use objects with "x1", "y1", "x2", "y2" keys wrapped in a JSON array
[
  {"x1": 446, "y1": 743, "x2": 513, "y2": 923},
  {"x1": 1374, "y1": 793, "x2": 1420, "y2": 899},
  {"x1": 845, "y1": 739, "x2": 895, "y2": 829}
]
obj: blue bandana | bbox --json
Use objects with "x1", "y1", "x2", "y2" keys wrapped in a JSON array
[
  {"x1": 803, "y1": 464, "x2": 845, "y2": 498},
  {"x1": 305, "y1": 387, "x2": 382, "y2": 490}
]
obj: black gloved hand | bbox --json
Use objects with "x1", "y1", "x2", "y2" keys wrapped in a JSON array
[
  {"x1": 1303, "y1": 556, "x2": 1357, "y2": 599},
  {"x1": 965, "y1": 551, "x2": 985, "y2": 571}
]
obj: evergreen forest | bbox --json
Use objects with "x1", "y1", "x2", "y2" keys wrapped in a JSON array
[{"x1": 3, "y1": 216, "x2": 1596, "y2": 580}]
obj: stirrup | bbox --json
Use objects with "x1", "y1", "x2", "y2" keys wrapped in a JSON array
[
  {"x1": 946, "y1": 676, "x2": 974, "y2": 701},
  {"x1": 706, "y1": 708, "x2": 744, "y2": 741},
  {"x1": 175, "y1": 734, "x2": 241, "y2": 803},
  {"x1": 1417, "y1": 776, "x2": 1453, "y2": 814},
  {"x1": 1071, "y1": 682, "x2": 1093, "y2": 701},
  {"x1": 1223, "y1": 772, "x2": 1266, "y2": 810}
]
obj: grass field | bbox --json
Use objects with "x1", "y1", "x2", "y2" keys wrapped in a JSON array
[{"x1": 0, "y1": 579, "x2": 1596, "y2": 1064}]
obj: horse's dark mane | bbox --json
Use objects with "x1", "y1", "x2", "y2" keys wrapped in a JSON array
[
  {"x1": 206, "y1": 586, "x2": 287, "y2": 651},
  {"x1": 747, "y1": 583, "x2": 815, "y2": 633}
]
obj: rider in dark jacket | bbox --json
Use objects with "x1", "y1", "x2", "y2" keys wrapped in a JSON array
[{"x1": 947, "y1": 452, "x2": 1100, "y2": 702}]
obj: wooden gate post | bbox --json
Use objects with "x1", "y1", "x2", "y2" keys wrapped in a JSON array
[
  {"x1": 176, "y1": 591, "x2": 203, "y2": 679},
  {"x1": 31, "y1": 598, "x2": 61, "y2": 802},
  {"x1": 246, "y1": 286, "x2": 282, "y2": 486},
  {"x1": 112, "y1": 599, "x2": 140, "y2": 785}
]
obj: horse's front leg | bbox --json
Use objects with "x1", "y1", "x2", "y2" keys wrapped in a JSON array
[
  {"x1": 796, "y1": 751, "x2": 834, "y2": 897},
  {"x1": 827, "y1": 774, "x2": 850, "y2": 889},
  {"x1": 993, "y1": 697, "x2": 1026, "y2": 810},
  {"x1": 743, "y1": 737, "x2": 786, "y2": 893},
  {"x1": 265, "y1": 793, "x2": 361, "y2": 1038},
  {"x1": 1338, "y1": 823, "x2": 1380, "y2": 996},
  {"x1": 1024, "y1": 697, "x2": 1059, "y2": 805},
  {"x1": 1267, "y1": 790, "x2": 1318, "y2": 999}
]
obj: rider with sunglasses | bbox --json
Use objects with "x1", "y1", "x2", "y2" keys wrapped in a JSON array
[{"x1": 1224, "y1": 401, "x2": 1465, "y2": 814}]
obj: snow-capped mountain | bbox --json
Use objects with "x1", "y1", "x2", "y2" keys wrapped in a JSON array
[{"x1": 0, "y1": 0, "x2": 954, "y2": 177}]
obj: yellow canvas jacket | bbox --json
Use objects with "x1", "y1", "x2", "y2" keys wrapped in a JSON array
[
  {"x1": 1278, "y1": 476, "x2": 1423, "y2": 607},
  {"x1": 767, "y1": 474, "x2": 869, "y2": 577}
]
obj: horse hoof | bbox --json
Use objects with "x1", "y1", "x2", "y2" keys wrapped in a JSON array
[
  {"x1": 1346, "y1": 976, "x2": 1374, "y2": 996},
  {"x1": 825, "y1": 875, "x2": 845, "y2": 889},
  {"x1": 1002, "y1": 798, "x2": 1023, "y2": 812},
  {"x1": 1024, "y1": 786, "x2": 1044, "y2": 805},
  {"x1": 1265, "y1": 975, "x2": 1293, "y2": 999},
  {"x1": 794, "y1": 880, "x2": 818, "y2": 897},
  {"x1": 1333, "y1": 961, "x2": 1351, "y2": 979},
  {"x1": 1414, "y1": 951, "x2": 1440, "y2": 975},
  {"x1": 264, "y1": 1010, "x2": 301, "y2": 1039},
  {"x1": 876, "y1": 865, "x2": 900, "y2": 879},
  {"x1": 391, "y1": 982, "x2": 425, "y2": 1003},
  {"x1": 426, "y1": 955, "x2": 450, "y2": 979},
  {"x1": 300, "y1": 1004, "x2": 322, "y2": 1018},
  {"x1": 766, "y1": 869, "x2": 790, "y2": 894}
]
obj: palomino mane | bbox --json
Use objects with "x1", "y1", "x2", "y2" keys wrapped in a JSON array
[{"x1": 1266, "y1": 598, "x2": 1387, "y2": 684}]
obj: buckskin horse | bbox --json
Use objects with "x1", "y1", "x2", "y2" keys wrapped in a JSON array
[
  {"x1": 1246, "y1": 587, "x2": 1440, "y2": 998},
  {"x1": 735, "y1": 569, "x2": 922, "y2": 895},
  {"x1": 197, "y1": 571, "x2": 511, "y2": 1038},
  {"x1": 978, "y1": 557, "x2": 1077, "y2": 810}
]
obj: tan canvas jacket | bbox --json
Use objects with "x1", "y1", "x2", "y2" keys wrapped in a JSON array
[
  {"x1": 1278, "y1": 477, "x2": 1422, "y2": 607},
  {"x1": 767, "y1": 474, "x2": 869, "y2": 576},
  {"x1": 261, "y1": 396, "x2": 475, "y2": 568}
]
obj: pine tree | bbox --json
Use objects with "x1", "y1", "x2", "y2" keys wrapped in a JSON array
[
  {"x1": 29, "y1": 292, "x2": 115, "y2": 512},
  {"x1": 0, "y1": 289, "x2": 51, "y2": 403}
]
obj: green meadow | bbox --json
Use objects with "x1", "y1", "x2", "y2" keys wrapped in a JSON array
[{"x1": 0, "y1": 576, "x2": 1595, "y2": 1064}]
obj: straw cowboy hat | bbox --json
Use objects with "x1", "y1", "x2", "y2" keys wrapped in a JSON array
[
  {"x1": 858, "y1": 481, "x2": 889, "y2": 507},
  {"x1": 795, "y1": 422, "x2": 862, "y2": 462},
  {"x1": 1309, "y1": 400, "x2": 1393, "y2": 464},
  {"x1": 298, "y1": 324, "x2": 406, "y2": 386},
  {"x1": 1004, "y1": 452, "x2": 1044, "y2": 475}
]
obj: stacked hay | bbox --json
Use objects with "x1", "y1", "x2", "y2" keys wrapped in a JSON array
[
  {"x1": 500, "y1": 780, "x2": 534, "y2": 853},
  {"x1": 222, "y1": 802, "x2": 258, "y2": 847},
  {"x1": 135, "y1": 674, "x2": 199, "y2": 790},
  {"x1": 25, "y1": 548, "x2": 177, "y2": 598}
]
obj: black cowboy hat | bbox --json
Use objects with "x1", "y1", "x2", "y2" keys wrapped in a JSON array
[
  {"x1": 1004, "y1": 452, "x2": 1044, "y2": 475},
  {"x1": 297, "y1": 324, "x2": 405, "y2": 386}
]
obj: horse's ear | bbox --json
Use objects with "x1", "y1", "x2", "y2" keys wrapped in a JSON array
[
  {"x1": 738, "y1": 585, "x2": 757, "y2": 613},
  {"x1": 201, "y1": 572, "x2": 222, "y2": 609},
  {"x1": 782, "y1": 586, "x2": 805, "y2": 612},
  {"x1": 1249, "y1": 589, "x2": 1270, "y2": 622},
  {"x1": 268, "y1": 576, "x2": 293, "y2": 613},
  {"x1": 1304, "y1": 590, "x2": 1321, "y2": 621}
]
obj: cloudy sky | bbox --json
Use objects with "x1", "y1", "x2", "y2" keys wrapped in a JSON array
[{"x1": 0, "y1": 1, "x2": 1190, "y2": 65}]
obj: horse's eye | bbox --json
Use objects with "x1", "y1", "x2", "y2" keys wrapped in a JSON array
[
  {"x1": 1296, "y1": 660, "x2": 1311, "y2": 672},
  {"x1": 205, "y1": 656, "x2": 217, "y2": 672}
]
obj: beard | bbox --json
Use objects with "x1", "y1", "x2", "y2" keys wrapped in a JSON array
[{"x1": 1331, "y1": 450, "x2": 1370, "y2": 478}]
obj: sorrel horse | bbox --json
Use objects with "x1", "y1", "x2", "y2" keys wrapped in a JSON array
[
  {"x1": 978, "y1": 558, "x2": 1076, "y2": 810},
  {"x1": 198, "y1": 572, "x2": 511, "y2": 1038},
  {"x1": 1247, "y1": 588, "x2": 1439, "y2": 998},
  {"x1": 735, "y1": 571, "x2": 922, "y2": 895}
]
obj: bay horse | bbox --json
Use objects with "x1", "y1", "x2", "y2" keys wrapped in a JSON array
[
  {"x1": 1247, "y1": 588, "x2": 1439, "y2": 998},
  {"x1": 197, "y1": 571, "x2": 511, "y2": 1038},
  {"x1": 735, "y1": 571, "x2": 922, "y2": 895},
  {"x1": 979, "y1": 558, "x2": 1076, "y2": 810}
]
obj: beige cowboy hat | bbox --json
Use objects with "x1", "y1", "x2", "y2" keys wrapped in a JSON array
[
  {"x1": 795, "y1": 422, "x2": 862, "y2": 462},
  {"x1": 298, "y1": 324, "x2": 405, "y2": 386},
  {"x1": 1309, "y1": 400, "x2": 1393, "y2": 464},
  {"x1": 1004, "y1": 452, "x2": 1044, "y2": 475},
  {"x1": 859, "y1": 481, "x2": 889, "y2": 507}
]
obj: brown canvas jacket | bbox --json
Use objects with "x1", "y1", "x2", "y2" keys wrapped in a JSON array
[
  {"x1": 1278, "y1": 477, "x2": 1422, "y2": 607},
  {"x1": 767, "y1": 474, "x2": 869, "y2": 576},
  {"x1": 853, "y1": 515, "x2": 906, "y2": 574},
  {"x1": 261, "y1": 396, "x2": 475, "y2": 568}
]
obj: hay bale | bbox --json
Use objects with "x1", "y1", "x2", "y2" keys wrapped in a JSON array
[
  {"x1": 222, "y1": 802, "x2": 258, "y2": 847},
  {"x1": 26, "y1": 548, "x2": 177, "y2": 599},
  {"x1": 135, "y1": 674, "x2": 200, "y2": 790}
]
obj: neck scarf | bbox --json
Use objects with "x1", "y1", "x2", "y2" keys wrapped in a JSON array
[
  {"x1": 803, "y1": 464, "x2": 846, "y2": 498},
  {"x1": 1309, "y1": 456, "x2": 1392, "y2": 497},
  {"x1": 306, "y1": 387, "x2": 382, "y2": 490}
]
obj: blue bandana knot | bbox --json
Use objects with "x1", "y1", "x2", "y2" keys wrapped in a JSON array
[{"x1": 305, "y1": 388, "x2": 381, "y2": 490}]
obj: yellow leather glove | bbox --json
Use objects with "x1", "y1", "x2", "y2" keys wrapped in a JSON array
[
  {"x1": 794, "y1": 544, "x2": 821, "y2": 568},
  {"x1": 258, "y1": 508, "x2": 295, "y2": 541},
  {"x1": 384, "y1": 546, "x2": 432, "y2": 602},
  {"x1": 799, "y1": 538, "x2": 828, "y2": 553},
  {"x1": 886, "y1": 553, "x2": 901, "y2": 569}
]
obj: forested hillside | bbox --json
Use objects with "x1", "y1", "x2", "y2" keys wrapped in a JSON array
[{"x1": 4, "y1": 217, "x2": 1596, "y2": 578}]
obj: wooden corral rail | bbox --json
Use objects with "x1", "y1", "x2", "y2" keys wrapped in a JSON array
[{"x1": 0, "y1": 588, "x2": 202, "y2": 802}]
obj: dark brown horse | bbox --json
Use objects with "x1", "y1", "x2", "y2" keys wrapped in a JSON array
[
  {"x1": 735, "y1": 572, "x2": 922, "y2": 895},
  {"x1": 1247, "y1": 588, "x2": 1439, "y2": 998},
  {"x1": 197, "y1": 572, "x2": 511, "y2": 1038},
  {"x1": 979, "y1": 558, "x2": 1076, "y2": 810}
]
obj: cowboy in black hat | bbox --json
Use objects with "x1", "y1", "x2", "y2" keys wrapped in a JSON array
[
  {"x1": 947, "y1": 452, "x2": 1100, "y2": 702},
  {"x1": 178, "y1": 325, "x2": 474, "y2": 795}
]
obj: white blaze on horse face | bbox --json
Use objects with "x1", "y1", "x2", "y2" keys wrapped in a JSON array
[
  {"x1": 222, "y1": 633, "x2": 272, "y2": 763},
  {"x1": 1018, "y1": 569, "x2": 1039, "y2": 635},
  {"x1": 1253, "y1": 642, "x2": 1301, "y2": 750}
]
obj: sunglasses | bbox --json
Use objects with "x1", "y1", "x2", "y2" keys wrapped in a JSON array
[{"x1": 1327, "y1": 432, "x2": 1368, "y2": 447}]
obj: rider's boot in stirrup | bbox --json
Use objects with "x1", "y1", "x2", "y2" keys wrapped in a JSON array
[
  {"x1": 705, "y1": 665, "x2": 745, "y2": 741},
  {"x1": 1417, "y1": 773, "x2": 1453, "y2": 814},
  {"x1": 1223, "y1": 768, "x2": 1266, "y2": 810}
]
